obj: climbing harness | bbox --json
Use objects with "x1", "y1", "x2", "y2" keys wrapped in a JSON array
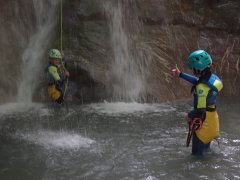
[{"x1": 186, "y1": 118, "x2": 203, "y2": 147}]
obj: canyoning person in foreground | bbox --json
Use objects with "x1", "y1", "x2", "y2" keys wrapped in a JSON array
[
  {"x1": 46, "y1": 49, "x2": 70, "y2": 105},
  {"x1": 172, "y1": 50, "x2": 223, "y2": 156}
]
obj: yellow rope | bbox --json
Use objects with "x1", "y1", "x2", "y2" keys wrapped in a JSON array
[
  {"x1": 60, "y1": 0, "x2": 68, "y2": 100},
  {"x1": 60, "y1": 0, "x2": 63, "y2": 52}
]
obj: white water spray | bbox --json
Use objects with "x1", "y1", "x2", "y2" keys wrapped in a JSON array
[
  {"x1": 104, "y1": 0, "x2": 151, "y2": 101},
  {"x1": 16, "y1": 130, "x2": 95, "y2": 150},
  {"x1": 17, "y1": 0, "x2": 60, "y2": 103}
]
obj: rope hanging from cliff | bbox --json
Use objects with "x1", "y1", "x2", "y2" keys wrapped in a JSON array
[
  {"x1": 60, "y1": 0, "x2": 63, "y2": 51},
  {"x1": 60, "y1": 0, "x2": 69, "y2": 103}
]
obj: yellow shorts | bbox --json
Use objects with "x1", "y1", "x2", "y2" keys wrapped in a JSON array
[
  {"x1": 48, "y1": 84, "x2": 61, "y2": 101},
  {"x1": 196, "y1": 111, "x2": 220, "y2": 144}
]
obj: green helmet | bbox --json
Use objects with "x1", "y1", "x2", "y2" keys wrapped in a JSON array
[
  {"x1": 48, "y1": 49, "x2": 62, "y2": 59},
  {"x1": 187, "y1": 50, "x2": 212, "y2": 71}
]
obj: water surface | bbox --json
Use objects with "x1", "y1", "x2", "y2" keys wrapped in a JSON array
[{"x1": 0, "y1": 98, "x2": 239, "y2": 180}]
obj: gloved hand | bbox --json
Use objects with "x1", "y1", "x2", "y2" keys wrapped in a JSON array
[{"x1": 64, "y1": 70, "x2": 70, "y2": 77}]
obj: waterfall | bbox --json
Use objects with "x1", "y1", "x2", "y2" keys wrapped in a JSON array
[
  {"x1": 17, "y1": 0, "x2": 60, "y2": 103},
  {"x1": 103, "y1": 0, "x2": 151, "y2": 102}
]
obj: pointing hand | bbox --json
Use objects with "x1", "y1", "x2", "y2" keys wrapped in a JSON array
[{"x1": 172, "y1": 64, "x2": 181, "y2": 76}]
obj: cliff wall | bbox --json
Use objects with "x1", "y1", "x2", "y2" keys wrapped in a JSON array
[{"x1": 0, "y1": 0, "x2": 239, "y2": 103}]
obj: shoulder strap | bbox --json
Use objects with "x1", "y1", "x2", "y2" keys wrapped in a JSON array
[{"x1": 206, "y1": 74, "x2": 223, "y2": 92}]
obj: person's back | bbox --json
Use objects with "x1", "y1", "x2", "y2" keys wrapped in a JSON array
[{"x1": 172, "y1": 50, "x2": 223, "y2": 156}]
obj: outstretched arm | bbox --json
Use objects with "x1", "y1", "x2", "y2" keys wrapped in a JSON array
[
  {"x1": 179, "y1": 72, "x2": 198, "y2": 85},
  {"x1": 172, "y1": 64, "x2": 198, "y2": 85}
]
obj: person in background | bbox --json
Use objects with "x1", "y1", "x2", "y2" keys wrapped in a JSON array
[
  {"x1": 172, "y1": 50, "x2": 223, "y2": 156},
  {"x1": 46, "y1": 49, "x2": 70, "y2": 104}
]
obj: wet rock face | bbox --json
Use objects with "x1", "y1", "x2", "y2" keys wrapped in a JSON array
[
  {"x1": 0, "y1": 0, "x2": 239, "y2": 103},
  {"x1": 156, "y1": 0, "x2": 240, "y2": 97},
  {"x1": 63, "y1": 0, "x2": 240, "y2": 101}
]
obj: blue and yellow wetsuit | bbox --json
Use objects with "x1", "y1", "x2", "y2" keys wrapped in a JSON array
[
  {"x1": 180, "y1": 71, "x2": 223, "y2": 155},
  {"x1": 46, "y1": 63, "x2": 67, "y2": 104}
]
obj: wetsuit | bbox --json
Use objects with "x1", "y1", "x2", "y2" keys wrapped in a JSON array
[
  {"x1": 46, "y1": 62, "x2": 67, "y2": 104},
  {"x1": 180, "y1": 68, "x2": 223, "y2": 156}
]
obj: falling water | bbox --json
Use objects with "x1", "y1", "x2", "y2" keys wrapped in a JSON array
[
  {"x1": 17, "y1": 0, "x2": 60, "y2": 103},
  {"x1": 103, "y1": 0, "x2": 151, "y2": 102}
]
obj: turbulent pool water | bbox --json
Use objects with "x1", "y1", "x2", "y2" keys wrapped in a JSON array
[{"x1": 0, "y1": 97, "x2": 239, "y2": 180}]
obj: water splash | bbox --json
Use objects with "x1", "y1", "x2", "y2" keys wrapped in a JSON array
[
  {"x1": 0, "y1": 102, "x2": 44, "y2": 116},
  {"x1": 17, "y1": 0, "x2": 60, "y2": 103},
  {"x1": 83, "y1": 101, "x2": 176, "y2": 115},
  {"x1": 16, "y1": 130, "x2": 95, "y2": 150},
  {"x1": 103, "y1": 0, "x2": 152, "y2": 101}
]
